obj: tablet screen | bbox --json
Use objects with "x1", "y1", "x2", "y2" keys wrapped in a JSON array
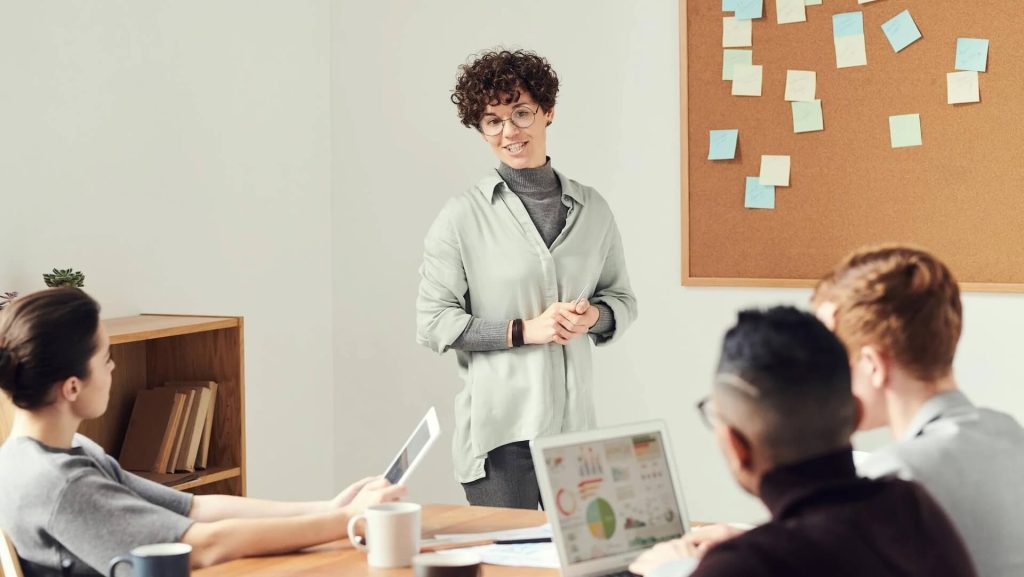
[{"x1": 385, "y1": 417, "x2": 432, "y2": 484}]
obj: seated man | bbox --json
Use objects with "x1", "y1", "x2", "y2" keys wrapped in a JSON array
[
  {"x1": 0, "y1": 288, "x2": 406, "y2": 575},
  {"x1": 812, "y1": 245, "x2": 1024, "y2": 577},
  {"x1": 633, "y1": 306, "x2": 976, "y2": 577}
]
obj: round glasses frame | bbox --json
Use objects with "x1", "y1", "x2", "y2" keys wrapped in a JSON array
[{"x1": 478, "y1": 105, "x2": 540, "y2": 136}]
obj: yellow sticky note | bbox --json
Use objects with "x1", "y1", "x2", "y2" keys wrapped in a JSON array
[
  {"x1": 759, "y1": 155, "x2": 791, "y2": 187},
  {"x1": 785, "y1": 70, "x2": 816, "y2": 102},
  {"x1": 731, "y1": 64, "x2": 763, "y2": 96},
  {"x1": 834, "y1": 35, "x2": 867, "y2": 68},
  {"x1": 776, "y1": 0, "x2": 807, "y2": 24},
  {"x1": 723, "y1": 17, "x2": 752, "y2": 48},
  {"x1": 947, "y1": 71, "x2": 980, "y2": 104}
]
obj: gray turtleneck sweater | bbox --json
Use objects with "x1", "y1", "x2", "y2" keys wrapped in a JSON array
[{"x1": 452, "y1": 160, "x2": 615, "y2": 351}]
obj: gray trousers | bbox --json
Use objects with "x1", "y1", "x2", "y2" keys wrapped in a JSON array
[{"x1": 462, "y1": 441, "x2": 542, "y2": 509}]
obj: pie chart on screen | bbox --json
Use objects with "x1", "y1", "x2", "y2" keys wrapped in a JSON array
[{"x1": 586, "y1": 498, "x2": 616, "y2": 539}]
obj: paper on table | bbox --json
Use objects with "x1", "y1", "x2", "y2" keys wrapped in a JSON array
[
  {"x1": 759, "y1": 155, "x2": 790, "y2": 187},
  {"x1": 881, "y1": 10, "x2": 922, "y2": 53},
  {"x1": 956, "y1": 38, "x2": 989, "y2": 72},
  {"x1": 433, "y1": 524, "x2": 551, "y2": 542},
  {"x1": 776, "y1": 0, "x2": 806, "y2": 24},
  {"x1": 731, "y1": 64, "x2": 763, "y2": 96},
  {"x1": 947, "y1": 71, "x2": 980, "y2": 104},
  {"x1": 723, "y1": 49, "x2": 753, "y2": 80},
  {"x1": 723, "y1": 17, "x2": 752, "y2": 47},
  {"x1": 785, "y1": 70, "x2": 816, "y2": 102},
  {"x1": 438, "y1": 543, "x2": 560, "y2": 569}
]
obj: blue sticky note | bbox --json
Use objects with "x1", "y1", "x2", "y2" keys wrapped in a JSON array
[
  {"x1": 889, "y1": 114, "x2": 922, "y2": 148},
  {"x1": 734, "y1": 0, "x2": 763, "y2": 20},
  {"x1": 709, "y1": 130, "x2": 739, "y2": 160},
  {"x1": 744, "y1": 177, "x2": 775, "y2": 209},
  {"x1": 956, "y1": 38, "x2": 989, "y2": 72},
  {"x1": 833, "y1": 12, "x2": 863, "y2": 38},
  {"x1": 723, "y1": 0, "x2": 741, "y2": 11},
  {"x1": 881, "y1": 10, "x2": 922, "y2": 52}
]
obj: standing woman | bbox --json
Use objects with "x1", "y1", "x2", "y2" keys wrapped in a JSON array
[{"x1": 417, "y1": 49, "x2": 637, "y2": 508}]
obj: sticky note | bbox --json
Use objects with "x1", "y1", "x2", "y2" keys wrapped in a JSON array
[
  {"x1": 709, "y1": 130, "x2": 740, "y2": 160},
  {"x1": 834, "y1": 35, "x2": 867, "y2": 68},
  {"x1": 759, "y1": 155, "x2": 790, "y2": 186},
  {"x1": 723, "y1": 0, "x2": 741, "y2": 10},
  {"x1": 745, "y1": 177, "x2": 775, "y2": 209},
  {"x1": 881, "y1": 10, "x2": 922, "y2": 53},
  {"x1": 947, "y1": 71, "x2": 980, "y2": 104},
  {"x1": 805, "y1": 0, "x2": 822, "y2": 5},
  {"x1": 785, "y1": 70, "x2": 816, "y2": 102},
  {"x1": 833, "y1": 12, "x2": 864, "y2": 38},
  {"x1": 734, "y1": 0, "x2": 763, "y2": 20},
  {"x1": 776, "y1": 0, "x2": 806, "y2": 24},
  {"x1": 723, "y1": 50, "x2": 753, "y2": 80},
  {"x1": 723, "y1": 17, "x2": 752, "y2": 47},
  {"x1": 858, "y1": 0, "x2": 880, "y2": 3},
  {"x1": 956, "y1": 38, "x2": 989, "y2": 72},
  {"x1": 889, "y1": 114, "x2": 922, "y2": 148},
  {"x1": 792, "y1": 100, "x2": 824, "y2": 133},
  {"x1": 731, "y1": 64, "x2": 763, "y2": 96}
]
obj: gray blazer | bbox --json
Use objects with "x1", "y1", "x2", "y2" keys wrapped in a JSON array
[{"x1": 860, "y1": 390, "x2": 1024, "y2": 577}]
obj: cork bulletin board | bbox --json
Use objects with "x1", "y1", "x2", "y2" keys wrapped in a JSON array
[{"x1": 680, "y1": 0, "x2": 1024, "y2": 291}]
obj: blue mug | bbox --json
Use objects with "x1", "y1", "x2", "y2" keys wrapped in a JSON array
[{"x1": 108, "y1": 543, "x2": 191, "y2": 577}]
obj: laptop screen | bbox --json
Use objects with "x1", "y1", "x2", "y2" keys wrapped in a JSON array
[{"x1": 539, "y1": 431, "x2": 686, "y2": 565}]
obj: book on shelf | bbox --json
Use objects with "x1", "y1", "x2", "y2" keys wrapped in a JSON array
[
  {"x1": 161, "y1": 383, "x2": 213, "y2": 473},
  {"x1": 164, "y1": 380, "x2": 219, "y2": 470},
  {"x1": 119, "y1": 388, "x2": 185, "y2": 473},
  {"x1": 165, "y1": 389, "x2": 195, "y2": 473}
]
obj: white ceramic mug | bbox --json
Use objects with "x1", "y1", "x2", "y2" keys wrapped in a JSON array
[{"x1": 348, "y1": 502, "x2": 422, "y2": 568}]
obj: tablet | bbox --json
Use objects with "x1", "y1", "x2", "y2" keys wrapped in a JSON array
[{"x1": 383, "y1": 406, "x2": 441, "y2": 485}]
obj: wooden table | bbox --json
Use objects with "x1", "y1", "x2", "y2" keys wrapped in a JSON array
[{"x1": 194, "y1": 504, "x2": 558, "y2": 576}]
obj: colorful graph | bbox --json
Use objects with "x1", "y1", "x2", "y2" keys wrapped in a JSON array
[
  {"x1": 586, "y1": 498, "x2": 617, "y2": 540},
  {"x1": 556, "y1": 488, "x2": 577, "y2": 517}
]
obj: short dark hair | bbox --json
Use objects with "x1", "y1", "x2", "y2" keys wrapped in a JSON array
[
  {"x1": 451, "y1": 48, "x2": 559, "y2": 130},
  {"x1": 716, "y1": 306, "x2": 855, "y2": 464},
  {"x1": 0, "y1": 288, "x2": 101, "y2": 409}
]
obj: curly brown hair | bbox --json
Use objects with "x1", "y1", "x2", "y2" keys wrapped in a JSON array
[{"x1": 451, "y1": 49, "x2": 559, "y2": 130}]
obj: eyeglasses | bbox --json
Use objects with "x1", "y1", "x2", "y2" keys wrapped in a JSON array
[
  {"x1": 695, "y1": 396, "x2": 720, "y2": 430},
  {"x1": 478, "y1": 105, "x2": 539, "y2": 136}
]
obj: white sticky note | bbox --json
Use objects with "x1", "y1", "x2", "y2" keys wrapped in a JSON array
[
  {"x1": 792, "y1": 100, "x2": 824, "y2": 133},
  {"x1": 785, "y1": 70, "x2": 816, "y2": 102},
  {"x1": 947, "y1": 71, "x2": 980, "y2": 104},
  {"x1": 834, "y1": 35, "x2": 867, "y2": 68},
  {"x1": 776, "y1": 0, "x2": 807, "y2": 24},
  {"x1": 723, "y1": 17, "x2": 752, "y2": 47},
  {"x1": 759, "y1": 155, "x2": 791, "y2": 187},
  {"x1": 858, "y1": 0, "x2": 880, "y2": 3},
  {"x1": 805, "y1": 0, "x2": 822, "y2": 5},
  {"x1": 722, "y1": 49, "x2": 753, "y2": 80},
  {"x1": 731, "y1": 64, "x2": 763, "y2": 96}
]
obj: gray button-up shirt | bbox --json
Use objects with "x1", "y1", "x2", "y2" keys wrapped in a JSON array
[
  {"x1": 860, "y1": 390, "x2": 1024, "y2": 577},
  {"x1": 417, "y1": 170, "x2": 637, "y2": 483}
]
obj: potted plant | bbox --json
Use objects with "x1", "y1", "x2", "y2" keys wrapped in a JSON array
[{"x1": 43, "y1": 268, "x2": 86, "y2": 288}]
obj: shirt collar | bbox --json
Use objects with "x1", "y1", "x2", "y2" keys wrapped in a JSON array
[
  {"x1": 901, "y1": 389, "x2": 974, "y2": 441},
  {"x1": 758, "y1": 448, "x2": 860, "y2": 519},
  {"x1": 476, "y1": 165, "x2": 586, "y2": 206}
]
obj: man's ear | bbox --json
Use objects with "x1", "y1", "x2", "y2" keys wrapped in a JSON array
[
  {"x1": 59, "y1": 376, "x2": 82, "y2": 402},
  {"x1": 726, "y1": 425, "x2": 753, "y2": 471},
  {"x1": 859, "y1": 345, "x2": 890, "y2": 390}
]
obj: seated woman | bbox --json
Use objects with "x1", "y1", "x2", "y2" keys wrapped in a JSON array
[{"x1": 0, "y1": 288, "x2": 405, "y2": 575}]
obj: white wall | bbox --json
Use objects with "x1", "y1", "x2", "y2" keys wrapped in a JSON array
[
  {"x1": 0, "y1": 1, "x2": 336, "y2": 501},
  {"x1": 333, "y1": 0, "x2": 1024, "y2": 524}
]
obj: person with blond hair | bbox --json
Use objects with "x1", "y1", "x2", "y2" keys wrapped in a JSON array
[{"x1": 809, "y1": 245, "x2": 1024, "y2": 577}]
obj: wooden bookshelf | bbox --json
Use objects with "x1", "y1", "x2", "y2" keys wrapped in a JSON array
[{"x1": 0, "y1": 314, "x2": 246, "y2": 496}]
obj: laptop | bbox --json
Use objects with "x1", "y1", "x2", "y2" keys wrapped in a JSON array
[{"x1": 531, "y1": 421, "x2": 691, "y2": 577}]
